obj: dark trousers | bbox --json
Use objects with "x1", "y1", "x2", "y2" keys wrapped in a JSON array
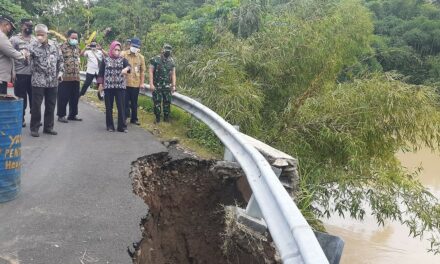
[
  {"x1": 80, "y1": 73, "x2": 97, "y2": 96},
  {"x1": 125, "y1": 86, "x2": 140, "y2": 122},
  {"x1": 0, "y1": 81, "x2": 7, "y2": 94},
  {"x1": 31, "y1": 87, "x2": 57, "y2": 132},
  {"x1": 14, "y1": 74, "x2": 32, "y2": 121},
  {"x1": 104, "y1": 89, "x2": 126, "y2": 131},
  {"x1": 57, "y1": 81, "x2": 80, "y2": 118}
]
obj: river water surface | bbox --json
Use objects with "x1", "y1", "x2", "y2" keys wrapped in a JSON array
[{"x1": 325, "y1": 148, "x2": 440, "y2": 264}]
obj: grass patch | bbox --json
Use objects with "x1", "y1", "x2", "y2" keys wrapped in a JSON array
[{"x1": 83, "y1": 89, "x2": 222, "y2": 159}]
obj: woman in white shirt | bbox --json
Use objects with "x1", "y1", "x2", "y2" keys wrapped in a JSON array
[{"x1": 80, "y1": 41, "x2": 107, "y2": 96}]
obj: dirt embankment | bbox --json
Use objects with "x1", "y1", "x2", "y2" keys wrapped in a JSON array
[{"x1": 130, "y1": 144, "x2": 278, "y2": 264}]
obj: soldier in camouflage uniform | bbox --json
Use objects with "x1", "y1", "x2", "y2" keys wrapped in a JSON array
[{"x1": 149, "y1": 44, "x2": 176, "y2": 123}]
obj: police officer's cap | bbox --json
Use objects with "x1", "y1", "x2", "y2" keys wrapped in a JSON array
[
  {"x1": 163, "y1": 44, "x2": 172, "y2": 51},
  {"x1": 0, "y1": 15, "x2": 17, "y2": 30}
]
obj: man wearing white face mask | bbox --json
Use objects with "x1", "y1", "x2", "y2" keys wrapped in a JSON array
[
  {"x1": 122, "y1": 37, "x2": 145, "y2": 125},
  {"x1": 28, "y1": 24, "x2": 64, "y2": 137},
  {"x1": 57, "y1": 29, "x2": 81, "y2": 123},
  {"x1": 80, "y1": 41, "x2": 107, "y2": 97}
]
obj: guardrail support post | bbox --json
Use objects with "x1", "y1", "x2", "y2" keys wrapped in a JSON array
[
  {"x1": 223, "y1": 125, "x2": 240, "y2": 162},
  {"x1": 245, "y1": 166, "x2": 282, "y2": 219},
  {"x1": 245, "y1": 195, "x2": 263, "y2": 218}
]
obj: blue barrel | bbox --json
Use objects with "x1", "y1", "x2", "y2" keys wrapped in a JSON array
[{"x1": 0, "y1": 96, "x2": 23, "y2": 202}]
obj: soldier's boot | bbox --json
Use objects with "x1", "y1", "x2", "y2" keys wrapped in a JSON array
[
  {"x1": 155, "y1": 115, "x2": 160, "y2": 124},
  {"x1": 164, "y1": 115, "x2": 169, "y2": 122}
]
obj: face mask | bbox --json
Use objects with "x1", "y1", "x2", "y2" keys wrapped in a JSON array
[
  {"x1": 24, "y1": 28, "x2": 33, "y2": 35},
  {"x1": 69, "y1": 39, "x2": 78, "y2": 46},
  {"x1": 164, "y1": 51, "x2": 171, "y2": 58},
  {"x1": 130, "y1": 47, "x2": 139, "y2": 54},
  {"x1": 6, "y1": 26, "x2": 13, "y2": 38},
  {"x1": 37, "y1": 35, "x2": 46, "y2": 43}
]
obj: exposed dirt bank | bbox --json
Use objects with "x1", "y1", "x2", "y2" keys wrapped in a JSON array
[{"x1": 130, "y1": 144, "x2": 278, "y2": 264}]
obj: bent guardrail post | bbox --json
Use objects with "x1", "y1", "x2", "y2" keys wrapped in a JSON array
[
  {"x1": 239, "y1": 133, "x2": 299, "y2": 220},
  {"x1": 224, "y1": 125, "x2": 239, "y2": 162},
  {"x1": 79, "y1": 72, "x2": 329, "y2": 264}
]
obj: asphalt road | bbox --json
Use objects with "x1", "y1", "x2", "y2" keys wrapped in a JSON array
[{"x1": 0, "y1": 100, "x2": 166, "y2": 264}]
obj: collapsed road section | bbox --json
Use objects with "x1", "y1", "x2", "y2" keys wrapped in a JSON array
[{"x1": 129, "y1": 143, "x2": 279, "y2": 264}]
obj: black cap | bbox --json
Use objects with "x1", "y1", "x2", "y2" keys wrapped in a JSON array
[
  {"x1": 20, "y1": 18, "x2": 33, "y2": 25},
  {"x1": 0, "y1": 15, "x2": 16, "y2": 30},
  {"x1": 131, "y1": 37, "x2": 141, "y2": 48},
  {"x1": 163, "y1": 43, "x2": 172, "y2": 51}
]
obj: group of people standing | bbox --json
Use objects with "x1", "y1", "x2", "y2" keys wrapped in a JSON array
[{"x1": 0, "y1": 14, "x2": 177, "y2": 137}]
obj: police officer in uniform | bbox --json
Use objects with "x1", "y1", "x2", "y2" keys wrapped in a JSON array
[
  {"x1": 10, "y1": 19, "x2": 36, "y2": 127},
  {"x1": 0, "y1": 15, "x2": 25, "y2": 94}
]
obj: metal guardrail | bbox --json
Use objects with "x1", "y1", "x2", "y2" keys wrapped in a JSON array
[{"x1": 80, "y1": 71, "x2": 329, "y2": 264}]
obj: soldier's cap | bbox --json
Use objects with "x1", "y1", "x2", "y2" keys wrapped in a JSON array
[
  {"x1": 163, "y1": 44, "x2": 172, "y2": 51},
  {"x1": 131, "y1": 37, "x2": 141, "y2": 48},
  {"x1": 126, "y1": 39, "x2": 131, "y2": 43},
  {"x1": 0, "y1": 15, "x2": 17, "y2": 30}
]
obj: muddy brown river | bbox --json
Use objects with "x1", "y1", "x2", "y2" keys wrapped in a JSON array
[{"x1": 325, "y1": 148, "x2": 440, "y2": 264}]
